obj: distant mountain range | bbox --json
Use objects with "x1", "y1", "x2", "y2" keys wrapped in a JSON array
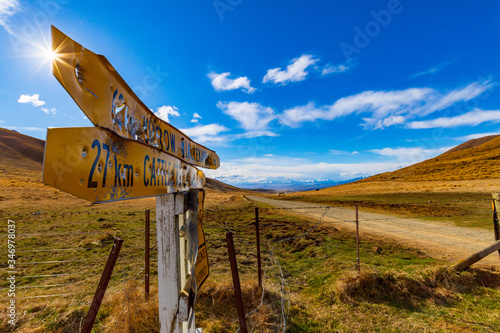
[{"x1": 232, "y1": 177, "x2": 365, "y2": 192}]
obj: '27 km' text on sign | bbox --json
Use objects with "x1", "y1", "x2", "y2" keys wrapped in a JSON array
[{"x1": 43, "y1": 127, "x2": 206, "y2": 203}]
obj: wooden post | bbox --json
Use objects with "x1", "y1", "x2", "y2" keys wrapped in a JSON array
[
  {"x1": 355, "y1": 205, "x2": 360, "y2": 273},
  {"x1": 493, "y1": 194, "x2": 500, "y2": 256},
  {"x1": 255, "y1": 207, "x2": 262, "y2": 290},
  {"x1": 453, "y1": 240, "x2": 500, "y2": 271},
  {"x1": 145, "y1": 209, "x2": 150, "y2": 300},
  {"x1": 82, "y1": 238, "x2": 123, "y2": 333},
  {"x1": 226, "y1": 232, "x2": 248, "y2": 333},
  {"x1": 156, "y1": 194, "x2": 182, "y2": 333},
  {"x1": 156, "y1": 192, "x2": 196, "y2": 333}
]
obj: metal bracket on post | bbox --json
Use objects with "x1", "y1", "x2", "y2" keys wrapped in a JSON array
[{"x1": 492, "y1": 193, "x2": 500, "y2": 257}]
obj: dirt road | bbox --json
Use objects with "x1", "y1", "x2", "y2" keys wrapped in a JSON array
[{"x1": 245, "y1": 195, "x2": 500, "y2": 267}]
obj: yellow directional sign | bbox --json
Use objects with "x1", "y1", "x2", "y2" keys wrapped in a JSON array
[
  {"x1": 42, "y1": 127, "x2": 205, "y2": 203},
  {"x1": 51, "y1": 26, "x2": 219, "y2": 170},
  {"x1": 195, "y1": 190, "x2": 209, "y2": 288}
]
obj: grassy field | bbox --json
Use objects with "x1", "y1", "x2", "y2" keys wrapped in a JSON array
[{"x1": 2, "y1": 174, "x2": 500, "y2": 332}]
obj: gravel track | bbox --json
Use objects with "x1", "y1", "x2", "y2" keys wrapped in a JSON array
[{"x1": 245, "y1": 195, "x2": 500, "y2": 267}]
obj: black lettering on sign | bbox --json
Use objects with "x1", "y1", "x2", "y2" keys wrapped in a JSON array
[
  {"x1": 88, "y1": 139, "x2": 100, "y2": 188},
  {"x1": 144, "y1": 155, "x2": 150, "y2": 186},
  {"x1": 102, "y1": 143, "x2": 110, "y2": 187}
]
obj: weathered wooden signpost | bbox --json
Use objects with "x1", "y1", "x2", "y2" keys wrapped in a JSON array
[{"x1": 43, "y1": 26, "x2": 219, "y2": 332}]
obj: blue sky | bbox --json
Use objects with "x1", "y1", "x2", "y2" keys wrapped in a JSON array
[{"x1": 1, "y1": 0, "x2": 500, "y2": 185}]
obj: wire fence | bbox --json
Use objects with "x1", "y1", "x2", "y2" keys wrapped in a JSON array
[{"x1": 1, "y1": 196, "x2": 497, "y2": 332}]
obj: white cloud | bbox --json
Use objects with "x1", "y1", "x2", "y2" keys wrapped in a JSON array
[
  {"x1": 18, "y1": 94, "x2": 46, "y2": 107},
  {"x1": 457, "y1": 132, "x2": 500, "y2": 141},
  {"x1": 407, "y1": 109, "x2": 500, "y2": 129},
  {"x1": 204, "y1": 155, "x2": 402, "y2": 184},
  {"x1": 208, "y1": 72, "x2": 255, "y2": 93},
  {"x1": 370, "y1": 146, "x2": 451, "y2": 164},
  {"x1": 41, "y1": 107, "x2": 57, "y2": 115},
  {"x1": 0, "y1": 0, "x2": 19, "y2": 34},
  {"x1": 154, "y1": 105, "x2": 180, "y2": 123},
  {"x1": 217, "y1": 101, "x2": 276, "y2": 132},
  {"x1": 409, "y1": 59, "x2": 456, "y2": 79},
  {"x1": 263, "y1": 54, "x2": 318, "y2": 85},
  {"x1": 180, "y1": 123, "x2": 230, "y2": 144},
  {"x1": 278, "y1": 80, "x2": 493, "y2": 129},
  {"x1": 322, "y1": 62, "x2": 352, "y2": 75},
  {"x1": 190, "y1": 112, "x2": 202, "y2": 123}
]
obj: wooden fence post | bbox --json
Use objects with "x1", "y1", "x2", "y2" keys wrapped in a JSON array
[
  {"x1": 82, "y1": 238, "x2": 123, "y2": 333},
  {"x1": 156, "y1": 194, "x2": 182, "y2": 333},
  {"x1": 226, "y1": 232, "x2": 248, "y2": 333},
  {"x1": 255, "y1": 207, "x2": 262, "y2": 290},
  {"x1": 453, "y1": 240, "x2": 500, "y2": 271},
  {"x1": 355, "y1": 205, "x2": 360, "y2": 273},
  {"x1": 156, "y1": 192, "x2": 197, "y2": 333}
]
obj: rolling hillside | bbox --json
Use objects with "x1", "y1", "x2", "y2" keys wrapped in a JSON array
[
  {"x1": 0, "y1": 128, "x2": 45, "y2": 170},
  {"x1": 365, "y1": 135, "x2": 500, "y2": 182}
]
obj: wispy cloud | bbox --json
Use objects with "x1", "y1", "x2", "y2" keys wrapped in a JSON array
[
  {"x1": 190, "y1": 112, "x2": 202, "y2": 123},
  {"x1": 322, "y1": 60, "x2": 354, "y2": 76},
  {"x1": 370, "y1": 146, "x2": 451, "y2": 163},
  {"x1": 41, "y1": 107, "x2": 57, "y2": 115},
  {"x1": 457, "y1": 131, "x2": 500, "y2": 141},
  {"x1": 208, "y1": 72, "x2": 255, "y2": 93},
  {"x1": 0, "y1": 0, "x2": 20, "y2": 34},
  {"x1": 263, "y1": 54, "x2": 318, "y2": 85},
  {"x1": 407, "y1": 109, "x2": 500, "y2": 129},
  {"x1": 154, "y1": 105, "x2": 180, "y2": 123},
  {"x1": 409, "y1": 59, "x2": 456, "y2": 79},
  {"x1": 181, "y1": 123, "x2": 229, "y2": 139},
  {"x1": 217, "y1": 101, "x2": 276, "y2": 134},
  {"x1": 18, "y1": 94, "x2": 46, "y2": 107},
  {"x1": 278, "y1": 79, "x2": 493, "y2": 129}
]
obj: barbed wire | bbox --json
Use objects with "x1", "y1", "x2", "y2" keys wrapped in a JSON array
[{"x1": 244, "y1": 207, "x2": 330, "y2": 332}]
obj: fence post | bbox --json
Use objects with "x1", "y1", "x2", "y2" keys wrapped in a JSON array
[
  {"x1": 82, "y1": 238, "x2": 123, "y2": 333},
  {"x1": 255, "y1": 207, "x2": 262, "y2": 290},
  {"x1": 156, "y1": 194, "x2": 182, "y2": 333},
  {"x1": 355, "y1": 205, "x2": 360, "y2": 273},
  {"x1": 226, "y1": 232, "x2": 248, "y2": 333},
  {"x1": 492, "y1": 194, "x2": 500, "y2": 256},
  {"x1": 145, "y1": 209, "x2": 150, "y2": 300}
]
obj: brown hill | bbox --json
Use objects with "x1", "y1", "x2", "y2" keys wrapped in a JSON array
[
  {"x1": 0, "y1": 128, "x2": 45, "y2": 170},
  {"x1": 366, "y1": 135, "x2": 500, "y2": 182},
  {"x1": 444, "y1": 135, "x2": 500, "y2": 154}
]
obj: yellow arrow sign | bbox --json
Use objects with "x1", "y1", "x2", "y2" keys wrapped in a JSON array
[
  {"x1": 42, "y1": 127, "x2": 205, "y2": 203},
  {"x1": 51, "y1": 26, "x2": 219, "y2": 170}
]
